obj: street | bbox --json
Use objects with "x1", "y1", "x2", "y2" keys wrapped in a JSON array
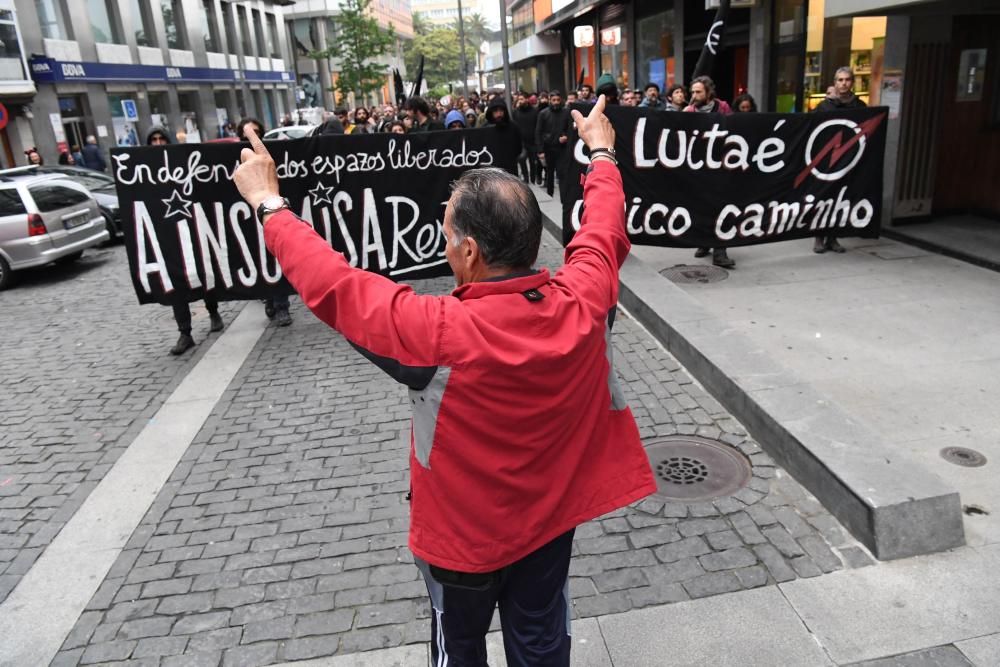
[{"x1": 2, "y1": 237, "x2": 861, "y2": 666}]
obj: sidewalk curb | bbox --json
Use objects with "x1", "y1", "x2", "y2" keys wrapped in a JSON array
[{"x1": 538, "y1": 195, "x2": 964, "y2": 560}]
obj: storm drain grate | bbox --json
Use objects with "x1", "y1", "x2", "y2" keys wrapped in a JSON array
[
  {"x1": 659, "y1": 264, "x2": 730, "y2": 284},
  {"x1": 645, "y1": 436, "x2": 752, "y2": 502},
  {"x1": 940, "y1": 446, "x2": 988, "y2": 468}
]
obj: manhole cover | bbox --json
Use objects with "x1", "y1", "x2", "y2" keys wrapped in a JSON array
[
  {"x1": 644, "y1": 436, "x2": 752, "y2": 502},
  {"x1": 940, "y1": 446, "x2": 988, "y2": 467},
  {"x1": 659, "y1": 264, "x2": 730, "y2": 284}
]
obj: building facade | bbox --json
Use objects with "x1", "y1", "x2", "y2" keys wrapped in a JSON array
[
  {"x1": 12, "y1": 0, "x2": 299, "y2": 168},
  {"x1": 285, "y1": 0, "x2": 412, "y2": 111}
]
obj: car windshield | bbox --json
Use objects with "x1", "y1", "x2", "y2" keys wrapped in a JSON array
[{"x1": 46, "y1": 167, "x2": 115, "y2": 192}]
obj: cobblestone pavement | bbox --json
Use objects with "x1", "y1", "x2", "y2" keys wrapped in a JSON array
[
  {"x1": 41, "y1": 237, "x2": 872, "y2": 666},
  {"x1": 0, "y1": 245, "x2": 244, "y2": 605}
]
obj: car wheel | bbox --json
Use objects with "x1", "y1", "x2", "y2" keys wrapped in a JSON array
[
  {"x1": 55, "y1": 250, "x2": 83, "y2": 265},
  {"x1": 102, "y1": 212, "x2": 120, "y2": 245},
  {"x1": 0, "y1": 254, "x2": 13, "y2": 290}
]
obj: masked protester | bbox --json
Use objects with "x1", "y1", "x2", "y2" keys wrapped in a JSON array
[{"x1": 485, "y1": 98, "x2": 521, "y2": 177}]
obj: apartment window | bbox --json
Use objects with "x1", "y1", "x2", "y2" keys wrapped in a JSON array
[
  {"x1": 161, "y1": 0, "x2": 187, "y2": 49},
  {"x1": 0, "y1": 11, "x2": 26, "y2": 79},
  {"x1": 129, "y1": 0, "x2": 156, "y2": 46},
  {"x1": 203, "y1": 0, "x2": 221, "y2": 52},
  {"x1": 35, "y1": 0, "x2": 68, "y2": 40},
  {"x1": 266, "y1": 13, "x2": 280, "y2": 58},
  {"x1": 252, "y1": 9, "x2": 267, "y2": 57},
  {"x1": 89, "y1": 0, "x2": 123, "y2": 44},
  {"x1": 237, "y1": 5, "x2": 253, "y2": 56}
]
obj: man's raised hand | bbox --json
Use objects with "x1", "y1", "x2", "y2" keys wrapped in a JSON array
[
  {"x1": 570, "y1": 94, "x2": 615, "y2": 152},
  {"x1": 234, "y1": 125, "x2": 280, "y2": 211}
]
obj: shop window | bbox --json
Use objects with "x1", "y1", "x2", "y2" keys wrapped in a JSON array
[
  {"x1": 35, "y1": 0, "x2": 69, "y2": 40},
  {"x1": 88, "y1": 0, "x2": 123, "y2": 44},
  {"x1": 130, "y1": 0, "x2": 157, "y2": 47},
  {"x1": 772, "y1": 0, "x2": 806, "y2": 112},
  {"x1": 599, "y1": 24, "x2": 629, "y2": 89},
  {"x1": 636, "y1": 8, "x2": 675, "y2": 92},
  {"x1": 803, "y1": 0, "x2": 886, "y2": 110},
  {"x1": 147, "y1": 92, "x2": 170, "y2": 132},
  {"x1": 161, "y1": 0, "x2": 187, "y2": 50}
]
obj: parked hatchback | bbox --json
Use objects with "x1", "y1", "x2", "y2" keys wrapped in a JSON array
[
  {"x1": 0, "y1": 172, "x2": 108, "y2": 289},
  {"x1": 3, "y1": 165, "x2": 122, "y2": 241}
]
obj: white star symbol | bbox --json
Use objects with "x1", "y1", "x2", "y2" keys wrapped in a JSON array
[
  {"x1": 309, "y1": 181, "x2": 334, "y2": 206},
  {"x1": 162, "y1": 189, "x2": 192, "y2": 219}
]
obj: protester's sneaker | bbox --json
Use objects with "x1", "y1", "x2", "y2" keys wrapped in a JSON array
[
  {"x1": 264, "y1": 300, "x2": 275, "y2": 318},
  {"x1": 170, "y1": 333, "x2": 195, "y2": 356},
  {"x1": 813, "y1": 240, "x2": 827, "y2": 254},
  {"x1": 694, "y1": 247, "x2": 710, "y2": 258},
  {"x1": 209, "y1": 313, "x2": 224, "y2": 332},
  {"x1": 276, "y1": 310, "x2": 292, "y2": 327}
]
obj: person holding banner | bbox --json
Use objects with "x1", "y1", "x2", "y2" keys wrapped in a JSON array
[
  {"x1": 686, "y1": 76, "x2": 737, "y2": 269},
  {"x1": 232, "y1": 95, "x2": 655, "y2": 666},
  {"x1": 811, "y1": 66, "x2": 866, "y2": 254},
  {"x1": 145, "y1": 127, "x2": 226, "y2": 354}
]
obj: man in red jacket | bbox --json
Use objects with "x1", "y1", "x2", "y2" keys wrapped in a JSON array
[{"x1": 234, "y1": 97, "x2": 655, "y2": 666}]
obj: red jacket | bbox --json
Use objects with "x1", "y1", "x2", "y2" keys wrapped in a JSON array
[{"x1": 264, "y1": 161, "x2": 656, "y2": 572}]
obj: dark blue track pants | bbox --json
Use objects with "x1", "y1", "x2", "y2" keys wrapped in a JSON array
[{"x1": 416, "y1": 528, "x2": 575, "y2": 667}]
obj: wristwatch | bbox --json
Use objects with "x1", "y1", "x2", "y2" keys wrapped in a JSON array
[{"x1": 256, "y1": 195, "x2": 290, "y2": 223}]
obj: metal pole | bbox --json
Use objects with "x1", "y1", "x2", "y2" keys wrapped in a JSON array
[
  {"x1": 456, "y1": 0, "x2": 469, "y2": 99},
  {"x1": 497, "y1": 0, "x2": 513, "y2": 111}
]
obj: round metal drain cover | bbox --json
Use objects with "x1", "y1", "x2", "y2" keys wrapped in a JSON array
[
  {"x1": 645, "y1": 436, "x2": 752, "y2": 502},
  {"x1": 659, "y1": 264, "x2": 730, "y2": 284},
  {"x1": 940, "y1": 446, "x2": 987, "y2": 467}
]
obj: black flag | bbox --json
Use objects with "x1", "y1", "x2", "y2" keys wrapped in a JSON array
[
  {"x1": 692, "y1": 0, "x2": 731, "y2": 78},
  {"x1": 577, "y1": 68, "x2": 586, "y2": 91},
  {"x1": 393, "y1": 68, "x2": 406, "y2": 106},
  {"x1": 410, "y1": 55, "x2": 425, "y2": 98}
]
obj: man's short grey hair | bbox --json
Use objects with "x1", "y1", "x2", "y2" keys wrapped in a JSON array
[
  {"x1": 834, "y1": 66, "x2": 854, "y2": 81},
  {"x1": 449, "y1": 168, "x2": 542, "y2": 269}
]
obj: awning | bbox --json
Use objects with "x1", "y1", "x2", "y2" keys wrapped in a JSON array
[
  {"x1": 483, "y1": 35, "x2": 562, "y2": 72},
  {"x1": 824, "y1": 0, "x2": 934, "y2": 17}
]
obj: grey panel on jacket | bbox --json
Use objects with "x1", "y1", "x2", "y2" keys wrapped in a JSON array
[
  {"x1": 605, "y1": 324, "x2": 628, "y2": 411},
  {"x1": 410, "y1": 366, "x2": 452, "y2": 468}
]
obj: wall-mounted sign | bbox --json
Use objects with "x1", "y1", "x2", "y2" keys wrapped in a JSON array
[
  {"x1": 956, "y1": 48, "x2": 987, "y2": 102},
  {"x1": 600, "y1": 26, "x2": 622, "y2": 47},
  {"x1": 573, "y1": 26, "x2": 594, "y2": 48}
]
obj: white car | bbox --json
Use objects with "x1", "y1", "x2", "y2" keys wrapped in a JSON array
[{"x1": 263, "y1": 125, "x2": 317, "y2": 140}]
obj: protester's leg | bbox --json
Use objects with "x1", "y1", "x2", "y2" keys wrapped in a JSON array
[
  {"x1": 273, "y1": 293, "x2": 291, "y2": 327},
  {"x1": 497, "y1": 529, "x2": 574, "y2": 667},
  {"x1": 170, "y1": 303, "x2": 195, "y2": 355},
  {"x1": 544, "y1": 150, "x2": 556, "y2": 196},
  {"x1": 517, "y1": 152, "x2": 530, "y2": 183},
  {"x1": 813, "y1": 234, "x2": 827, "y2": 253},
  {"x1": 204, "y1": 296, "x2": 224, "y2": 332},
  {"x1": 824, "y1": 234, "x2": 845, "y2": 253},
  {"x1": 694, "y1": 247, "x2": 710, "y2": 257},
  {"x1": 531, "y1": 153, "x2": 542, "y2": 184},
  {"x1": 415, "y1": 558, "x2": 499, "y2": 666}
]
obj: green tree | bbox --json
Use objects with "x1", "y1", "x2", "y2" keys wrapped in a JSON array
[
  {"x1": 312, "y1": 0, "x2": 396, "y2": 101},
  {"x1": 404, "y1": 22, "x2": 462, "y2": 90}
]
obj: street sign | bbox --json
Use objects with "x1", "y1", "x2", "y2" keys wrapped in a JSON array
[
  {"x1": 0, "y1": 102, "x2": 8, "y2": 130},
  {"x1": 121, "y1": 99, "x2": 138, "y2": 121}
]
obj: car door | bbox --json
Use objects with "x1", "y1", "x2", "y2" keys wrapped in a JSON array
[{"x1": 27, "y1": 182, "x2": 98, "y2": 249}]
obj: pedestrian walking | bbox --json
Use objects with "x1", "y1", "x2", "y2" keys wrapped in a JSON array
[
  {"x1": 535, "y1": 90, "x2": 571, "y2": 197},
  {"x1": 232, "y1": 96, "x2": 654, "y2": 666},
  {"x1": 81, "y1": 135, "x2": 106, "y2": 172},
  {"x1": 147, "y1": 126, "x2": 225, "y2": 353}
]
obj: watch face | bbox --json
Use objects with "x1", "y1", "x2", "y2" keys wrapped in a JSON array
[{"x1": 262, "y1": 196, "x2": 285, "y2": 210}]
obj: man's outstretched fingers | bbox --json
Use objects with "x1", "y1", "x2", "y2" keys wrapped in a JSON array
[
  {"x1": 240, "y1": 147, "x2": 256, "y2": 164},
  {"x1": 591, "y1": 94, "x2": 606, "y2": 116},
  {"x1": 243, "y1": 125, "x2": 268, "y2": 155}
]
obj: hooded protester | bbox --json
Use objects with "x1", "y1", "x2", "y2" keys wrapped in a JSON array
[
  {"x1": 485, "y1": 98, "x2": 521, "y2": 176},
  {"x1": 444, "y1": 109, "x2": 466, "y2": 129},
  {"x1": 146, "y1": 126, "x2": 225, "y2": 353}
]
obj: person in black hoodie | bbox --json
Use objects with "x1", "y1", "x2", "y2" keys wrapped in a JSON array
[
  {"x1": 811, "y1": 66, "x2": 866, "y2": 254},
  {"x1": 535, "y1": 90, "x2": 571, "y2": 197},
  {"x1": 146, "y1": 126, "x2": 225, "y2": 355},
  {"x1": 511, "y1": 93, "x2": 539, "y2": 184},
  {"x1": 484, "y1": 97, "x2": 522, "y2": 176}
]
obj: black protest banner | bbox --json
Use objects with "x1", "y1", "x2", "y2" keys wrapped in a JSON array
[
  {"x1": 562, "y1": 106, "x2": 888, "y2": 249},
  {"x1": 112, "y1": 128, "x2": 515, "y2": 305}
]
